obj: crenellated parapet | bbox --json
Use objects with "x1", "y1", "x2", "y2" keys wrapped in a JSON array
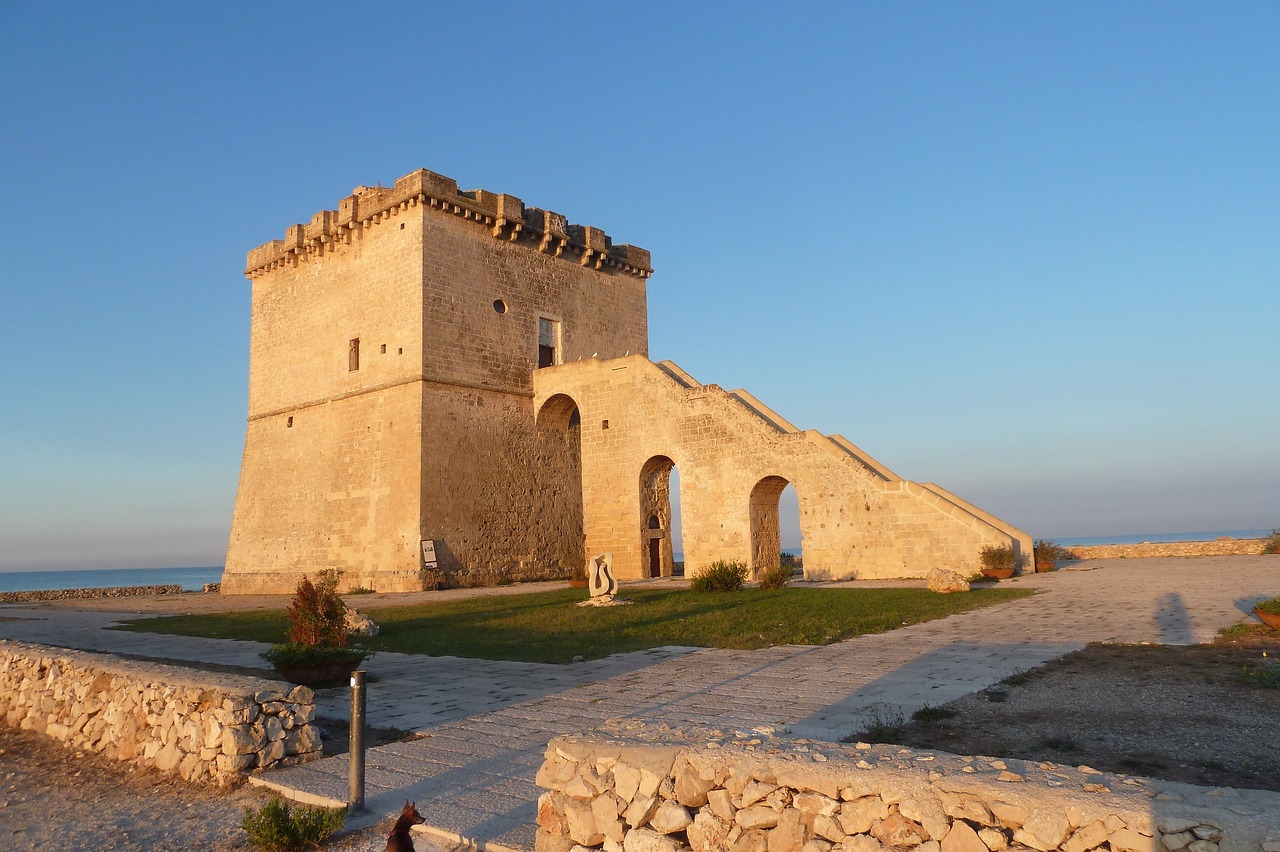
[{"x1": 245, "y1": 168, "x2": 653, "y2": 279}]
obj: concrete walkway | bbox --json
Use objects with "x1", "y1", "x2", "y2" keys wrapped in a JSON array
[{"x1": 2, "y1": 557, "x2": 1276, "y2": 850}]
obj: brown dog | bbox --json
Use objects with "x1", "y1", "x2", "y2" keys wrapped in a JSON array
[{"x1": 386, "y1": 800, "x2": 426, "y2": 852}]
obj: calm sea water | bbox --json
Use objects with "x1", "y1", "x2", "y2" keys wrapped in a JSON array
[{"x1": 0, "y1": 566, "x2": 224, "y2": 594}]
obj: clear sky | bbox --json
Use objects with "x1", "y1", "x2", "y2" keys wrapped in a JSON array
[{"x1": 2, "y1": 3, "x2": 1277, "y2": 571}]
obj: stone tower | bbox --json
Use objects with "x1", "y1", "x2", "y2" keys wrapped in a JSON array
[
  {"x1": 225, "y1": 166, "x2": 1033, "y2": 595},
  {"x1": 223, "y1": 169, "x2": 652, "y2": 593}
]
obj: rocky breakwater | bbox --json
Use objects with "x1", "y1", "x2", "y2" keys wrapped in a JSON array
[
  {"x1": 535, "y1": 732, "x2": 1280, "y2": 852},
  {"x1": 0, "y1": 640, "x2": 322, "y2": 785},
  {"x1": 0, "y1": 584, "x2": 184, "y2": 603}
]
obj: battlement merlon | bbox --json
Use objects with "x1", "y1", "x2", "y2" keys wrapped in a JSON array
[{"x1": 244, "y1": 168, "x2": 653, "y2": 279}]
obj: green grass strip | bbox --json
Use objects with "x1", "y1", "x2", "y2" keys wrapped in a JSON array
[{"x1": 118, "y1": 586, "x2": 1033, "y2": 664}]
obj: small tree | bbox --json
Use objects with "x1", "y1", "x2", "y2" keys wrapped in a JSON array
[
  {"x1": 1262, "y1": 529, "x2": 1280, "y2": 555},
  {"x1": 286, "y1": 570, "x2": 348, "y2": 649}
]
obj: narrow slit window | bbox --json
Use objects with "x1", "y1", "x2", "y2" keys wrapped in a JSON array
[{"x1": 348, "y1": 338, "x2": 360, "y2": 372}]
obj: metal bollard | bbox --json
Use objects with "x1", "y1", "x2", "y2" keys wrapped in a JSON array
[{"x1": 348, "y1": 669, "x2": 366, "y2": 813}]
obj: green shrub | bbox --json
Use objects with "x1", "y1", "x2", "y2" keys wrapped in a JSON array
[
  {"x1": 1255, "y1": 595, "x2": 1280, "y2": 615},
  {"x1": 979, "y1": 545, "x2": 1025, "y2": 572},
  {"x1": 691, "y1": 560, "x2": 749, "y2": 592},
  {"x1": 242, "y1": 797, "x2": 345, "y2": 851},
  {"x1": 1262, "y1": 529, "x2": 1280, "y2": 555},
  {"x1": 1242, "y1": 662, "x2": 1280, "y2": 689},
  {"x1": 260, "y1": 643, "x2": 369, "y2": 669},
  {"x1": 757, "y1": 563, "x2": 793, "y2": 590},
  {"x1": 1033, "y1": 539, "x2": 1076, "y2": 563}
]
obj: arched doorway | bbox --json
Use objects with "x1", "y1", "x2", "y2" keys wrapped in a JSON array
[
  {"x1": 750, "y1": 475, "x2": 793, "y2": 576},
  {"x1": 639, "y1": 456, "x2": 682, "y2": 578},
  {"x1": 535, "y1": 394, "x2": 584, "y2": 576}
]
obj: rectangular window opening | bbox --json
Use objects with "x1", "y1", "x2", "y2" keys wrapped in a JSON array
[
  {"x1": 537, "y1": 318, "x2": 561, "y2": 368},
  {"x1": 348, "y1": 338, "x2": 360, "y2": 372}
]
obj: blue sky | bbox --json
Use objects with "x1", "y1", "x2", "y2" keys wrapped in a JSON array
[{"x1": 2, "y1": 3, "x2": 1277, "y2": 570}]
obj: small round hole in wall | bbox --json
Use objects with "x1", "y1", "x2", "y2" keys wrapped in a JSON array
[{"x1": 493, "y1": 299, "x2": 508, "y2": 314}]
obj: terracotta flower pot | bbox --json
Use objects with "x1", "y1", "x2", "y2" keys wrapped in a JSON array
[
  {"x1": 980, "y1": 566, "x2": 1015, "y2": 580},
  {"x1": 1254, "y1": 608, "x2": 1280, "y2": 630},
  {"x1": 1035, "y1": 561, "x2": 1057, "y2": 573}
]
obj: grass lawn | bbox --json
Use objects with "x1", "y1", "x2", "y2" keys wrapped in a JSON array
[{"x1": 118, "y1": 586, "x2": 1033, "y2": 664}]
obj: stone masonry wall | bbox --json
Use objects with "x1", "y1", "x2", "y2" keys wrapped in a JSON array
[
  {"x1": 226, "y1": 167, "x2": 649, "y2": 593},
  {"x1": 535, "y1": 735, "x2": 1280, "y2": 852},
  {"x1": 0, "y1": 640, "x2": 321, "y2": 784},
  {"x1": 534, "y1": 356, "x2": 1031, "y2": 581},
  {"x1": 1066, "y1": 540, "x2": 1267, "y2": 561}
]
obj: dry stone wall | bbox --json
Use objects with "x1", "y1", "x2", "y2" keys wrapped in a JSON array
[
  {"x1": 1066, "y1": 541, "x2": 1267, "y2": 561},
  {"x1": 0, "y1": 640, "x2": 322, "y2": 785},
  {"x1": 535, "y1": 735, "x2": 1280, "y2": 852}
]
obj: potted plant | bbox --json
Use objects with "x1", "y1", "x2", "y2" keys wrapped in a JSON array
[
  {"x1": 262, "y1": 570, "x2": 370, "y2": 687},
  {"x1": 1254, "y1": 596, "x2": 1280, "y2": 630},
  {"x1": 1033, "y1": 539, "x2": 1076, "y2": 573},
  {"x1": 979, "y1": 544, "x2": 1024, "y2": 580}
]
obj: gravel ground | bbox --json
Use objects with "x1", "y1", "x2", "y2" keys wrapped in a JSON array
[
  {"x1": 0, "y1": 725, "x2": 448, "y2": 851},
  {"x1": 867, "y1": 627, "x2": 1280, "y2": 792}
]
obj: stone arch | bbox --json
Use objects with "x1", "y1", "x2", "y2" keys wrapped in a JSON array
[
  {"x1": 750, "y1": 475, "x2": 791, "y2": 576},
  {"x1": 534, "y1": 393, "x2": 584, "y2": 575},
  {"x1": 639, "y1": 455, "x2": 678, "y2": 578}
]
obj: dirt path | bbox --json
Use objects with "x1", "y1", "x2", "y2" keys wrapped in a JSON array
[{"x1": 864, "y1": 627, "x2": 1280, "y2": 792}]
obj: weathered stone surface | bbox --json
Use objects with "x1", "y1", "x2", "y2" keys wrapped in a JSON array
[
  {"x1": 839, "y1": 797, "x2": 890, "y2": 836},
  {"x1": 768, "y1": 810, "x2": 809, "y2": 852},
  {"x1": 1062, "y1": 822, "x2": 1108, "y2": 852},
  {"x1": 941, "y1": 819, "x2": 987, "y2": 852},
  {"x1": 900, "y1": 798, "x2": 949, "y2": 841},
  {"x1": 1014, "y1": 810, "x2": 1072, "y2": 852},
  {"x1": 814, "y1": 813, "x2": 846, "y2": 843},
  {"x1": 677, "y1": 761, "x2": 718, "y2": 808},
  {"x1": 989, "y1": 801, "x2": 1029, "y2": 830},
  {"x1": 708, "y1": 788, "x2": 737, "y2": 823},
  {"x1": 565, "y1": 799, "x2": 604, "y2": 847},
  {"x1": 731, "y1": 829, "x2": 770, "y2": 852},
  {"x1": 738, "y1": 806, "x2": 782, "y2": 831},
  {"x1": 689, "y1": 812, "x2": 733, "y2": 852},
  {"x1": 871, "y1": 812, "x2": 927, "y2": 847},
  {"x1": 593, "y1": 793, "x2": 625, "y2": 827},
  {"x1": 625, "y1": 796, "x2": 661, "y2": 829},
  {"x1": 624, "y1": 828, "x2": 683, "y2": 852},
  {"x1": 795, "y1": 793, "x2": 840, "y2": 817},
  {"x1": 539, "y1": 792, "x2": 569, "y2": 836},
  {"x1": 615, "y1": 763, "x2": 643, "y2": 803},
  {"x1": 978, "y1": 828, "x2": 1008, "y2": 852},
  {"x1": 1108, "y1": 828, "x2": 1158, "y2": 852},
  {"x1": 651, "y1": 801, "x2": 694, "y2": 835},
  {"x1": 841, "y1": 835, "x2": 886, "y2": 852}
]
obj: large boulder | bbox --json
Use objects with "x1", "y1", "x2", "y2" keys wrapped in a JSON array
[
  {"x1": 927, "y1": 568, "x2": 970, "y2": 594},
  {"x1": 343, "y1": 609, "x2": 379, "y2": 637}
]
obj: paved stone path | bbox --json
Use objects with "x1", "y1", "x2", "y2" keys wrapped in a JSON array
[{"x1": 2, "y1": 557, "x2": 1275, "y2": 850}]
